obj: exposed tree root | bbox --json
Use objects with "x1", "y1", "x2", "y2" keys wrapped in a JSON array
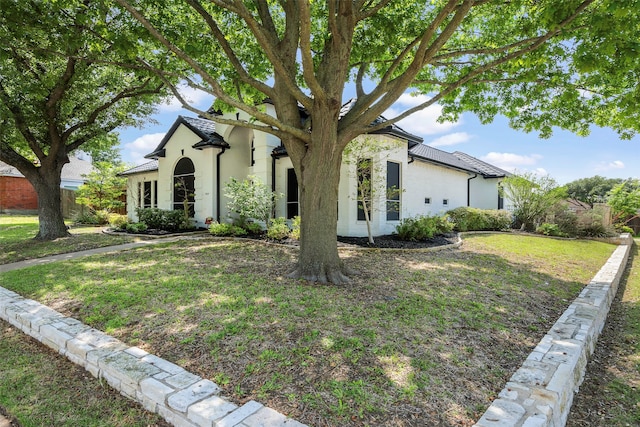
[{"x1": 287, "y1": 265, "x2": 353, "y2": 285}]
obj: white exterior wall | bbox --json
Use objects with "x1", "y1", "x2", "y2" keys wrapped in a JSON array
[
  {"x1": 337, "y1": 135, "x2": 407, "y2": 237},
  {"x1": 125, "y1": 170, "x2": 160, "y2": 222},
  {"x1": 469, "y1": 176, "x2": 502, "y2": 210},
  {"x1": 404, "y1": 160, "x2": 470, "y2": 217},
  {"x1": 156, "y1": 125, "x2": 219, "y2": 228}
]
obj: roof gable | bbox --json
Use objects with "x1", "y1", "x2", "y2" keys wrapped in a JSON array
[{"x1": 145, "y1": 116, "x2": 228, "y2": 159}]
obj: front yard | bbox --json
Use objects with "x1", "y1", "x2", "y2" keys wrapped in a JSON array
[
  {"x1": 0, "y1": 215, "x2": 134, "y2": 264},
  {"x1": 0, "y1": 226, "x2": 617, "y2": 426}
]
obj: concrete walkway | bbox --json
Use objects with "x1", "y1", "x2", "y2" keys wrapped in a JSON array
[{"x1": 0, "y1": 238, "x2": 306, "y2": 427}]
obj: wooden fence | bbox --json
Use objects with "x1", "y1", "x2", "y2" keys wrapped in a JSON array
[{"x1": 60, "y1": 188, "x2": 86, "y2": 218}]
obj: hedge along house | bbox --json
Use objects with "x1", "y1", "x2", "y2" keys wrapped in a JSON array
[{"x1": 120, "y1": 100, "x2": 510, "y2": 237}]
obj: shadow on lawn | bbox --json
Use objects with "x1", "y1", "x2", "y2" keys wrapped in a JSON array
[
  {"x1": 0, "y1": 237, "x2": 614, "y2": 427},
  {"x1": 566, "y1": 241, "x2": 639, "y2": 427}
]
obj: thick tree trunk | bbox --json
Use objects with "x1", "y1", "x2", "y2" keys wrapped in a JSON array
[
  {"x1": 287, "y1": 101, "x2": 352, "y2": 284},
  {"x1": 32, "y1": 168, "x2": 70, "y2": 240}
]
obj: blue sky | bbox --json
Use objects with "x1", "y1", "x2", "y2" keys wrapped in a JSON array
[{"x1": 116, "y1": 88, "x2": 639, "y2": 185}]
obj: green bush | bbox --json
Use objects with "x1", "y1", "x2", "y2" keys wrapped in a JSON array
[
  {"x1": 136, "y1": 208, "x2": 165, "y2": 229},
  {"x1": 290, "y1": 216, "x2": 301, "y2": 240},
  {"x1": 267, "y1": 217, "x2": 290, "y2": 240},
  {"x1": 209, "y1": 222, "x2": 247, "y2": 237},
  {"x1": 243, "y1": 222, "x2": 263, "y2": 235},
  {"x1": 136, "y1": 208, "x2": 194, "y2": 231},
  {"x1": 125, "y1": 222, "x2": 148, "y2": 233},
  {"x1": 536, "y1": 223, "x2": 567, "y2": 237},
  {"x1": 73, "y1": 209, "x2": 110, "y2": 225},
  {"x1": 108, "y1": 214, "x2": 129, "y2": 230},
  {"x1": 546, "y1": 204, "x2": 579, "y2": 237},
  {"x1": 614, "y1": 224, "x2": 635, "y2": 236},
  {"x1": 578, "y1": 211, "x2": 615, "y2": 237},
  {"x1": 395, "y1": 215, "x2": 453, "y2": 241},
  {"x1": 446, "y1": 207, "x2": 512, "y2": 231}
]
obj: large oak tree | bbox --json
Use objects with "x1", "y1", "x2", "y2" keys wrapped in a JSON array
[
  {"x1": 113, "y1": 0, "x2": 640, "y2": 283},
  {"x1": 0, "y1": 0, "x2": 167, "y2": 239}
]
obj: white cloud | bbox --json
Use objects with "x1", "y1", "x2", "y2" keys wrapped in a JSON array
[
  {"x1": 480, "y1": 152, "x2": 544, "y2": 174},
  {"x1": 595, "y1": 160, "x2": 625, "y2": 171},
  {"x1": 161, "y1": 83, "x2": 212, "y2": 112},
  {"x1": 121, "y1": 132, "x2": 165, "y2": 165},
  {"x1": 428, "y1": 132, "x2": 473, "y2": 147},
  {"x1": 384, "y1": 93, "x2": 462, "y2": 136}
]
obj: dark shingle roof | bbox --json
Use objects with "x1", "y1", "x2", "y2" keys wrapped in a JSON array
[
  {"x1": 340, "y1": 99, "x2": 423, "y2": 146},
  {"x1": 452, "y1": 151, "x2": 510, "y2": 178},
  {"x1": 119, "y1": 160, "x2": 159, "y2": 176},
  {"x1": 145, "y1": 116, "x2": 228, "y2": 159},
  {"x1": 409, "y1": 145, "x2": 510, "y2": 178}
]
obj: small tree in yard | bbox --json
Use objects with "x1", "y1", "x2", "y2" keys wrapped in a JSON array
[
  {"x1": 607, "y1": 179, "x2": 640, "y2": 226},
  {"x1": 501, "y1": 172, "x2": 567, "y2": 231},
  {"x1": 224, "y1": 176, "x2": 281, "y2": 228},
  {"x1": 76, "y1": 161, "x2": 127, "y2": 212},
  {"x1": 344, "y1": 137, "x2": 401, "y2": 244}
]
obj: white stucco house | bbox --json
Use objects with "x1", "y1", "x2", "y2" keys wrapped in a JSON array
[{"x1": 120, "y1": 101, "x2": 510, "y2": 237}]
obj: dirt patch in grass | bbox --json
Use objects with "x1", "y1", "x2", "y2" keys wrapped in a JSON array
[{"x1": 0, "y1": 234, "x2": 616, "y2": 426}]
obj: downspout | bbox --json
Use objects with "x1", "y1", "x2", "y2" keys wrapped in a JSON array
[
  {"x1": 467, "y1": 174, "x2": 478, "y2": 207},
  {"x1": 271, "y1": 155, "x2": 276, "y2": 192},
  {"x1": 216, "y1": 147, "x2": 226, "y2": 223}
]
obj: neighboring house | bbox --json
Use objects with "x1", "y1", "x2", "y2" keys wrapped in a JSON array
[
  {"x1": 120, "y1": 101, "x2": 510, "y2": 237},
  {"x1": 0, "y1": 157, "x2": 94, "y2": 214}
]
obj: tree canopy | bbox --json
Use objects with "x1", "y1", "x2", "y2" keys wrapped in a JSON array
[
  {"x1": 108, "y1": 0, "x2": 639, "y2": 282},
  {"x1": 565, "y1": 175, "x2": 624, "y2": 206},
  {"x1": 0, "y1": 0, "x2": 167, "y2": 239}
]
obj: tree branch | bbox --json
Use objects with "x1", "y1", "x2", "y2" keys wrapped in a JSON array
[{"x1": 185, "y1": 0, "x2": 274, "y2": 97}]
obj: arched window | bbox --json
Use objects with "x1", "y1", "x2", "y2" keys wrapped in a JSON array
[{"x1": 173, "y1": 157, "x2": 195, "y2": 217}]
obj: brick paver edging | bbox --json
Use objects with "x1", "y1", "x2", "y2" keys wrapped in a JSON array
[
  {"x1": 0, "y1": 287, "x2": 306, "y2": 427},
  {"x1": 474, "y1": 233, "x2": 635, "y2": 427}
]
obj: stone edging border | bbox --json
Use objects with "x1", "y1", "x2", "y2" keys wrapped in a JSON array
[
  {"x1": 474, "y1": 233, "x2": 635, "y2": 427},
  {"x1": 0, "y1": 288, "x2": 306, "y2": 427}
]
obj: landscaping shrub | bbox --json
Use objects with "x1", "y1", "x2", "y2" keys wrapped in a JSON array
[
  {"x1": 267, "y1": 217, "x2": 290, "y2": 240},
  {"x1": 614, "y1": 224, "x2": 635, "y2": 236},
  {"x1": 536, "y1": 223, "x2": 567, "y2": 237},
  {"x1": 578, "y1": 210, "x2": 615, "y2": 237},
  {"x1": 395, "y1": 215, "x2": 453, "y2": 241},
  {"x1": 546, "y1": 204, "x2": 579, "y2": 237},
  {"x1": 446, "y1": 207, "x2": 511, "y2": 231},
  {"x1": 125, "y1": 222, "x2": 147, "y2": 233},
  {"x1": 108, "y1": 214, "x2": 129, "y2": 230},
  {"x1": 73, "y1": 209, "x2": 110, "y2": 225},
  {"x1": 243, "y1": 222, "x2": 263, "y2": 235},
  {"x1": 209, "y1": 222, "x2": 247, "y2": 237},
  {"x1": 136, "y1": 208, "x2": 194, "y2": 231},
  {"x1": 136, "y1": 208, "x2": 165, "y2": 229},
  {"x1": 290, "y1": 216, "x2": 301, "y2": 240}
]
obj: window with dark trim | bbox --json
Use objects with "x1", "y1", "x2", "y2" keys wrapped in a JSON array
[
  {"x1": 137, "y1": 182, "x2": 142, "y2": 209},
  {"x1": 153, "y1": 180, "x2": 158, "y2": 207},
  {"x1": 357, "y1": 159, "x2": 372, "y2": 221},
  {"x1": 386, "y1": 161, "x2": 400, "y2": 220},
  {"x1": 173, "y1": 157, "x2": 195, "y2": 217},
  {"x1": 143, "y1": 181, "x2": 152, "y2": 208},
  {"x1": 286, "y1": 168, "x2": 299, "y2": 219}
]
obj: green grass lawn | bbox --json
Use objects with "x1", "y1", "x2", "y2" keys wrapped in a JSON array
[
  {"x1": 0, "y1": 215, "x2": 134, "y2": 264},
  {"x1": 0, "y1": 323, "x2": 169, "y2": 427},
  {"x1": 567, "y1": 238, "x2": 640, "y2": 426},
  {"x1": 0, "y1": 232, "x2": 618, "y2": 426}
]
